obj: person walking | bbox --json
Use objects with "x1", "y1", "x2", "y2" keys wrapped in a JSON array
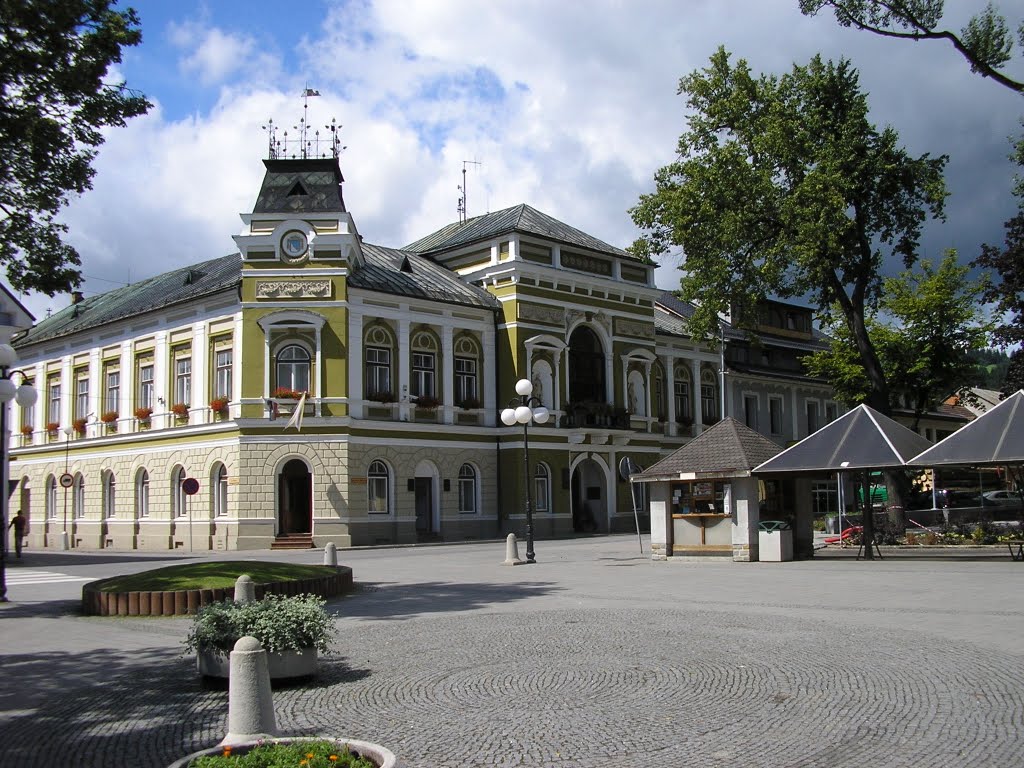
[{"x1": 8, "y1": 510, "x2": 26, "y2": 559}]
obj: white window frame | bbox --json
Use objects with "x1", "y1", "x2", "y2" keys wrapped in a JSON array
[
  {"x1": 173, "y1": 466, "x2": 187, "y2": 517},
  {"x1": 743, "y1": 393, "x2": 759, "y2": 430},
  {"x1": 535, "y1": 462, "x2": 551, "y2": 513},
  {"x1": 275, "y1": 344, "x2": 310, "y2": 393},
  {"x1": 768, "y1": 395, "x2": 784, "y2": 436},
  {"x1": 458, "y1": 463, "x2": 478, "y2": 514},
  {"x1": 135, "y1": 469, "x2": 149, "y2": 518},
  {"x1": 175, "y1": 358, "x2": 192, "y2": 406},
  {"x1": 213, "y1": 463, "x2": 228, "y2": 517},
  {"x1": 368, "y1": 460, "x2": 391, "y2": 515},
  {"x1": 215, "y1": 349, "x2": 233, "y2": 399},
  {"x1": 46, "y1": 475, "x2": 57, "y2": 518},
  {"x1": 73, "y1": 474, "x2": 85, "y2": 519},
  {"x1": 138, "y1": 363, "x2": 154, "y2": 410},
  {"x1": 105, "y1": 370, "x2": 120, "y2": 415},
  {"x1": 103, "y1": 471, "x2": 116, "y2": 518}
]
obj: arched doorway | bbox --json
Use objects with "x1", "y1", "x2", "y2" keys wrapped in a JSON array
[
  {"x1": 571, "y1": 457, "x2": 608, "y2": 532},
  {"x1": 278, "y1": 459, "x2": 312, "y2": 535},
  {"x1": 568, "y1": 326, "x2": 606, "y2": 403}
]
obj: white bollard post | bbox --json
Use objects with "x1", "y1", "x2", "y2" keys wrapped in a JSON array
[
  {"x1": 323, "y1": 541, "x2": 338, "y2": 567},
  {"x1": 502, "y1": 533, "x2": 524, "y2": 566},
  {"x1": 234, "y1": 574, "x2": 256, "y2": 603},
  {"x1": 220, "y1": 636, "x2": 278, "y2": 746}
]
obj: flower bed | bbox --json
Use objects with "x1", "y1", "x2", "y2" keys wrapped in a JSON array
[
  {"x1": 81, "y1": 566, "x2": 353, "y2": 616},
  {"x1": 169, "y1": 738, "x2": 396, "y2": 768}
]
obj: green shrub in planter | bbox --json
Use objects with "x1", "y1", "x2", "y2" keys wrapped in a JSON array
[
  {"x1": 183, "y1": 594, "x2": 336, "y2": 657},
  {"x1": 187, "y1": 740, "x2": 375, "y2": 767}
]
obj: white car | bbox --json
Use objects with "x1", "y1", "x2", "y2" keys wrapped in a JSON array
[{"x1": 982, "y1": 490, "x2": 1021, "y2": 506}]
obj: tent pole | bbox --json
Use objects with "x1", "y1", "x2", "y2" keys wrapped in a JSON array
[{"x1": 861, "y1": 471, "x2": 875, "y2": 560}]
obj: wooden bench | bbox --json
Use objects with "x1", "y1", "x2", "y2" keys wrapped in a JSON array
[{"x1": 1007, "y1": 541, "x2": 1024, "y2": 562}]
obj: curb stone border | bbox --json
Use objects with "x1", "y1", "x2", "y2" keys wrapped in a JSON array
[{"x1": 80, "y1": 566, "x2": 353, "y2": 616}]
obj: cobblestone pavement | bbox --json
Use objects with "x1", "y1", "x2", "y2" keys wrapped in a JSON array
[{"x1": 0, "y1": 537, "x2": 1022, "y2": 767}]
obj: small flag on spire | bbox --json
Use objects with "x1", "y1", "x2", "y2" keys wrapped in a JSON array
[
  {"x1": 303, "y1": 88, "x2": 320, "y2": 97},
  {"x1": 284, "y1": 392, "x2": 307, "y2": 432}
]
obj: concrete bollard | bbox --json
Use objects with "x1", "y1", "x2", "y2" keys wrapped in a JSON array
[
  {"x1": 234, "y1": 574, "x2": 256, "y2": 603},
  {"x1": 502, "y1": 533, "x2": 524, "y2": 566},
  {"x1": 220, "y1": 636, "x2": 278, "y2": 746},
  {"x1": 323, "y1": 541, "x2": 338, "y2": 567}
]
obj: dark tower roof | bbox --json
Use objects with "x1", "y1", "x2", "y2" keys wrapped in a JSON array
[{"x1": 251, "y1": 158, "x2": 346, "y2": 214}]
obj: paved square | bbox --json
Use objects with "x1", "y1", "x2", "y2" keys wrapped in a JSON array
[{"x1": 0, "y1": 537, "x2": 1022, "y2": 767}]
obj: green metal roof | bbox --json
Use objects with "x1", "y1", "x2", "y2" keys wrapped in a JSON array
[{"x1": 403, "y1": 203, "x2": 642, "y2": 261}]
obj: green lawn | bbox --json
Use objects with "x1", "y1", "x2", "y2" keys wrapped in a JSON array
[{"x1": 97, "y1": 561, "x2": 337, "y2": 592}]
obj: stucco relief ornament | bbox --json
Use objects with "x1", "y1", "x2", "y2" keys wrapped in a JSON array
[{"x1": 255, "y1": 280, "x2": 331, "y2": 299}]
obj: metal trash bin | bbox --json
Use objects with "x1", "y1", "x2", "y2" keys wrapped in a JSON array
[{"x1": 758, "y1": 520, "x2": 793, "y2": 562}]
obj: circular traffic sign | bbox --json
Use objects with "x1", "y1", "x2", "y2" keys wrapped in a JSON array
[
  {"x1": 59, "y1": 472, "x2": 74, "y2": 489},
  {"x1": 182, "y1": 477, "x2": 200, "y2": 496}
]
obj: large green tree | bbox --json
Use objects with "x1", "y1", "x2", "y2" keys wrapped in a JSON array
[
  {"x1": 629, "y1": 49, "x2": 947, "y2": 415},
  {"x1": 799, "y1": 1, "x2": 1024, "y2": 94},
  {"x1": 805, "y1": 252, "x2": 993, "y2": 428},
  {"x1": 0, "y1": 0, "x2": 150, "y2": 295}
]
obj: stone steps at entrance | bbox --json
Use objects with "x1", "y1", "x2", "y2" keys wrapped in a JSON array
[{"x1": 270, "y1": 533, "x2": 315, "y2": 550}]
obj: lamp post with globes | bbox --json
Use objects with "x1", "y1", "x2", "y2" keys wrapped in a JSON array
[
  {"x1": 0, "y1": 343, "x2": 38, "y2": 602},
  {"x1": 500, "y1": 378, "x2": 549, "y2": 563}
]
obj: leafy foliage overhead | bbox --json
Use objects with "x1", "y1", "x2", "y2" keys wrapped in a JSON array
[
  {"x1": 799, "y1": 1, "x2": 1024, "y2": 93},
  {"x1": 0, "y1": 0, "x2": 150, "y2": 295},
  {"x1": 629, "y1": 48, "x2": 947, "y2": 412}
]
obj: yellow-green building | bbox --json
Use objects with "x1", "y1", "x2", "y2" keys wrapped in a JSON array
[{"x1": 9, "y1": 154, "x2": 836, "y2": 551}]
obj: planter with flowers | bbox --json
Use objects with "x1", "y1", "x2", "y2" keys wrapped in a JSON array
[
  {"x1": 168, "y1": 737, "x2": 396, "y2": 768},
  {"x1": 135, "y1": 406, "x2": 153, "y2": 430},
  {"x1": 172, "y1": 402, "x2": 190, "y2": 424},
  {"x1": 72, "y1": 417, "x2": 88, "y2": 438},
  {"x1": 20, "y1": 424, "x2": 33, "y2": 445},
  {"x1": 100, "y1": 410, "x2": 119, "y2": 433},
  {"x1": 46, "y1": 422, "x2": 60, "y2": 441},
  {"x1": 364, "y1": 390, "x2": 396, "y2": 420},
  {"x1": 412, "y1": 394, "x2": 441, "y2": 422},
  {"x1": 184, "y1": 593, "x2": 336, "y2": 681},
  {"x1": 270, "y1": 388, "x2": 310, "y2": 418},
  {"x1": 209, "y1": 396, "x2": 229, "y2": 420}
]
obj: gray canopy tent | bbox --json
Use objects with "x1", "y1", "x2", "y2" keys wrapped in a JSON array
[
  {"x1": 909, "y1": 390, "x2": 1024, "y2": 508},
  {"x1": 754, "y1": 404, "x2": 933, "y2": 559}
]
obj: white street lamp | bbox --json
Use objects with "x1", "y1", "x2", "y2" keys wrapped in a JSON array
[{"x1": 500, "y1": 378, "x2": 549, "y2": 563}]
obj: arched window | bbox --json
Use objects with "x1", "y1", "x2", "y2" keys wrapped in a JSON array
[
  {"x1": 46, "y1": 475, "x2": 57, "y2": 519},
  {"x1": 275, "y1": 344, "x2": 310, "y2": 393},
  {"x1": 411, "y1": 331, "x2": 438, "y2": 399},
  {"x1": 212, "y1": 463, "x2": 228, "y2": 517},
  {"x1": 367, "y1": 460, "x2": 390, "y2": 514},
  {"x1": 568, "y1": 326, "x2": 605, "y2": 403},
  {"x1": 72, "y1": 474, "x2": 85, "y2": 519},
  {"x1": 458, "y1": 463, "x2": 477, "y2": 514},
  {"x1": 102, "y1": 471, "x2": 116, "y2": 518},
  {"x1": 135, "y1": 469, "x2": 149, "y2": 518},
  {"x1": 172, "y1": 466, "x2": 187, "y2": 517},
  {"x1": 364, "y1": 325, "x2": 394, "y2": 399},
  {"x1": 454, "y1": 336, "x2": 480, "y2": 407},
  {"x1": 534, "y1": 463, "x2": 551, "y2": 513},
  {"x1": 652, "y1": 364, "x2": 665, "y2": 421}
]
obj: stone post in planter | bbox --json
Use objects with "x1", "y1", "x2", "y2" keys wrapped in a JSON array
[
  {"x1": 222, "y1": 636, "x2": 278, "y2": 746},
  {"x1": 234, "y1": 574, "x2": 255, "y2": 602},
  {"x1": 323, "y1": 541, "x2": 337, "y2": 566}
]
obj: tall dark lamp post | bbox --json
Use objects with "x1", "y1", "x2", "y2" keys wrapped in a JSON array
[
  {"x1": 500, "y1": 378, "x2": 549, "y2": 563},
  {"x1": 0, "y1": 343, "x2": 38, "y2": 602}
]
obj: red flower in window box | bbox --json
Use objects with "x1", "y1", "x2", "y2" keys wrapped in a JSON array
[
  {"x1": 100, "y1": 410, "x2": 119, "y2": 424},
  {"x1": 271, "y1": 387, "x2": 305, "y2": 400},
  {"x1": 413, "y1": 395, "x2": 441, "y2": 410},
  {"x1": 134, "y1": 406, "x2": 153, "y2": 422},
  {"x1": 209, "y1": 397, "x2": 229, "y2": 413},
  {"x1": 46, "y1": 422, "x2": 60, "y2": 436},
  {"x1": 20, "y1": 425, "x2": 33, "y2": 436},
  {"x1": 171, "y1": 402, "x2": 190, "y2": 417},
  {"x1": 72, "y1": 417, "x2": 87, "y2": 435}
]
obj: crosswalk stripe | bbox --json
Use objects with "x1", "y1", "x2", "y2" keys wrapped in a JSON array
[{"x1": 6, "y1": 570, "x2": 92, "y2": 584}]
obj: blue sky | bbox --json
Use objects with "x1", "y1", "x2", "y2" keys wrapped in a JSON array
[{"x1": 21, "y1": 0, "x2": 1024, "y2": 321}]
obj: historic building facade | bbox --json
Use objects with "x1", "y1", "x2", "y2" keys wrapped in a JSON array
[{"x1": 8, "y1": 154, "x2": 838, "y2": 551}]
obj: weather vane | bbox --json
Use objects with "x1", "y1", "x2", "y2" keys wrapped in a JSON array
[
  {"x1": 261, "y1": 86, "x2": 345, "y2": 160},
  {"x1": 457, "y1": 159, "x2": 482, "y2": 224}
]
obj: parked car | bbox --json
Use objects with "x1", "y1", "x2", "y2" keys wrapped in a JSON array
[
  {"x1": 982, "y1": 490, "x2": 1023, "y2": 506},
  {"x1": 908, "y1": 489, "x2": 983, "y2": 510}
]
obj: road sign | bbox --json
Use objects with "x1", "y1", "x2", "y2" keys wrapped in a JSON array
[
  {"x1": 182, "y1": 477, "x2": 200, "y2": 495},
  {"x1": 59, "y1": 473, "x2": 73, "y2": 489}
]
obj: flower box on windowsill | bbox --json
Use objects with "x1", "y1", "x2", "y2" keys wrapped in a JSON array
[
  {"x1": 456, "y1": 410, "x2": 482, "y2": 426},
  {"x1": 365, "y1": 402, "x2": 396, "y2": 420},
  {"x1": 272, "y1": 397, "x2": 314, "y2": 417}
]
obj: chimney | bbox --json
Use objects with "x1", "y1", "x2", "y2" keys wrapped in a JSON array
[{"x1": 71, "y1": 291, "x2": 84, "y2": 305}]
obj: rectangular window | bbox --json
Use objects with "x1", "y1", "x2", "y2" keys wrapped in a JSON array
[
  {"x1": 458, "y1": 477, "x2": 476, "y2": 513},
  {"x1": 674, "y1": 380, "x2": 690, "y2": 421},
  {"x1": 744, "y1": 394, "x2": 758, "y2": 430},
  {"x1": 411, "y1": 352, "x2": 435, "y2": 397},
  {"x1": 454, "y1": 357, "x2": 477, "y2": 404},
  {"x1": 75, "y1": 377, "x2": 89, "y2": 420},
  {"x1": 825, "y1": 401, "x2": 838, "y2": 424},
  {"x1": 175, "y1": 357, "x2": 192, "y2": 405},
  {"x1": 769, "y1": 396, "x2": 783, "y2": 435},
  {"x1": 215, "y1": 349, "x2": 232, "y2": 398},
  {"x1": 701, "y1": 383, "x2": 716, "y2": 422},
  {"x1": 806, "y1": 401, "x2": 821, "y2": 435},
  {"x1": 105, "y1": 370, "x2": 120, "y2": 414},
  {"x1": 20, "y1": 381, "x2": 34, "y2": 430},
  {"x1": 365, "y1": 347, "x2": 391, "y2": 397},
  {"x1": 138, "y1": 364, "x2": 154, "y2": 409},
  {"x1": 48, "y1": 380, "x2": 61, "y2": 425},
  {"x1": 535, "y1": 473, "x2": 550, "y2": 513},
  {"x1": 368, "y1": 478, "x2": 388, "y2": 513}
]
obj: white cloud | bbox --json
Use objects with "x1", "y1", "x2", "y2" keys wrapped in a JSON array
[{"x1": 17, "y1": 0, "x2": 1020, "y2": 323}]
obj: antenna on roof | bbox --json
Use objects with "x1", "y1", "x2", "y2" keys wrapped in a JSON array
[{"x1": 457, "y1": 159, "x2": 482, "y2": 224}]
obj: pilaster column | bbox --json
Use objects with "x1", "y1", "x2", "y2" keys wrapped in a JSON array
[
  {"x1": 87, "y1": 349, "x2": 100, "y2": 437},
  {"x1": 59, "y1": 355, "x2": 72, "y2": 431},
  {"x1": 120, "y1": 341, "x2": 133, "y2": 430},
  {"x1": 153, "y1": 332, "x2": 168, "y2": 429},
  {"x1": 643, "y1": 359, "x2": 652, "y2": 421},
  {"x1": 314, "y1": 322, "x2": 322, "y2": 417},
  {"x1": 398, "y1": 318, "x2": 410, "y2": 421},
  {"x1": 690, "y1": 358, "x2": 703, "y2": 430},
  {"x1": 441, "y1": 323, "x2": 454, "y2": 425},
  {"x1": 552, "y1": 349, "x2": 563, "y2": 414},
  {"x1": 233, "y1": 313, "x2": 244, "y2": 411},
  {"x1": 665, "y1": 355, "x2": 677, "y2": 437},
  {"x1": 482, "y1": 325, "x2": 496, "y2": 427},
  {"x1": 191, "y1": 322, "x2": 208, "y2": 422},
  {"x1": 348, "y1": 313, "x2": 364, "y2": 418}
]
